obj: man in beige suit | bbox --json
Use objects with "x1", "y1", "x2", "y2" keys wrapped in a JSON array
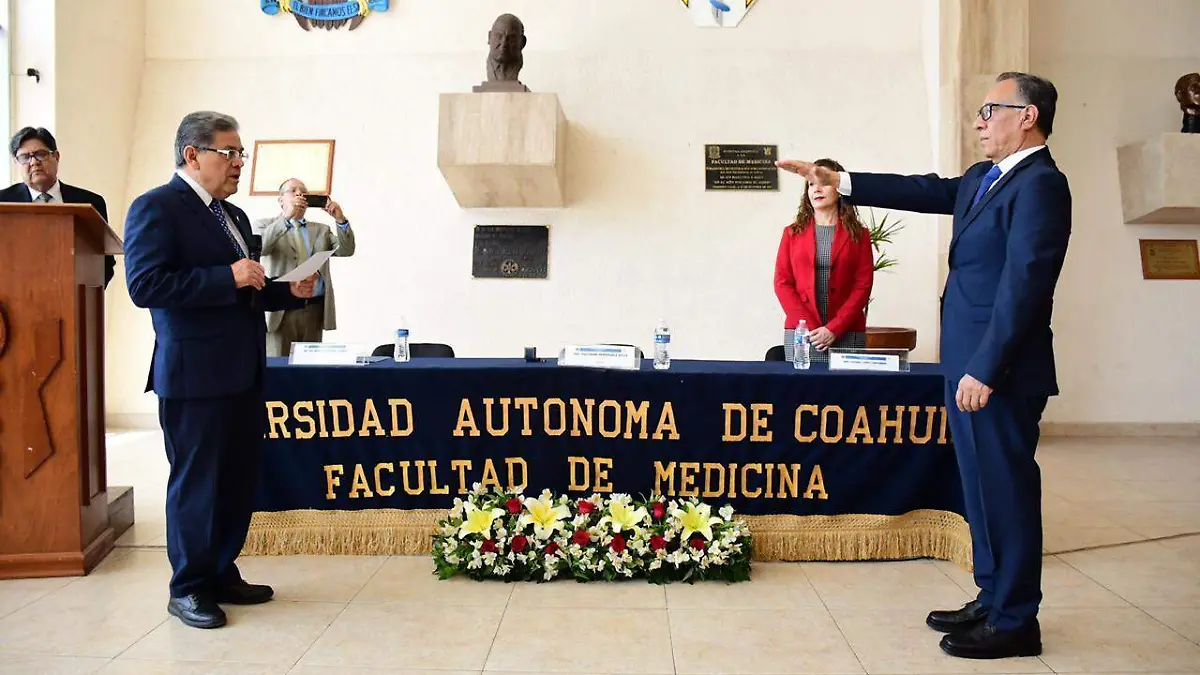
[{"x1": 254, "y1": 178, "x2": 357, "y2": 357}]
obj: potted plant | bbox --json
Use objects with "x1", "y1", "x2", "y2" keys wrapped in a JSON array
[{"x1": 863, "y1": 211, "x2": 918, "y2": 351}]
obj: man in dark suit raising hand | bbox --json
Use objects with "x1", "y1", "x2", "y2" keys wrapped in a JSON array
[{"x1": 778, "y1": 72, "x2": 1071, "y2": 660}]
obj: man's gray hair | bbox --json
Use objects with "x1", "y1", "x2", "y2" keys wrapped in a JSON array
[{"x1": 173, "y1": 111, "x2": 239, "y2": 167}]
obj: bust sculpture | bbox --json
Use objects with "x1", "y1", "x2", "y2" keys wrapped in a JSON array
[
  {"x1": 1175, "y1": 73, "x2": 1200, "y2": 133},
  {"x1": 474, "y1": 14, "x2": 530, "y2": 93}
]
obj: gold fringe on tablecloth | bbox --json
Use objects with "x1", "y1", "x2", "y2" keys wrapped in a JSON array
[
  {"x1": 242, "y1": 507, "x2": 972, "y2": 568},
  {"x1": 744, "y1": 510, "x2": 973, "y2": 568}
]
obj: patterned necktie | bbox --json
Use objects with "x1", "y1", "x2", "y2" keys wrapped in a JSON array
[
  {"x1": 35, "y1": 193, "x2": 52, "y2": 203},
  {"x1": 208, "y1": 200, "x2": 246, "y2": 259},
  {"x1": 970, "y1": 164, "x2": 1003, "y2": 209}
]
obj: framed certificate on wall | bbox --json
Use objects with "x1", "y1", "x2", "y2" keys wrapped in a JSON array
[{"x1": 249, "y1": 139, "x2": 336, "y2": 196}]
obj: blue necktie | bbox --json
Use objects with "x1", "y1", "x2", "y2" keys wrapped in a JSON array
[
  {"x1": 209, "y1": 201, "x2": 246, "y2": 259},
  {"x1": 971, "y1": 164, "x2": 1003, "y2": 209}
]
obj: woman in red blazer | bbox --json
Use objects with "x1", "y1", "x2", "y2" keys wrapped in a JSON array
[{"x1": 774, "y1": 158, "x2": 875, "y2": 361}]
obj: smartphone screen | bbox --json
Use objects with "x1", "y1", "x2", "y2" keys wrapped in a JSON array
[{"x1": 304, "y1": 194, "x2": 329, "y2": 209}]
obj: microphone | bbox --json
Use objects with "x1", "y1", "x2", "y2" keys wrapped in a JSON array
[{"x1": 249, "y1": 234, "x2": 263, "y2": 309}]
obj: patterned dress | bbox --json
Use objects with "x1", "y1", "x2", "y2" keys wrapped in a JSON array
[{"x1": 783, "y1": 225, "x2": 867, "y2": 363}]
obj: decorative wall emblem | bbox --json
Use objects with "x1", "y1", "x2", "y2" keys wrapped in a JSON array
[
  {"x1": 679, "y1": 0, "x2": 759, "y2": 28},
  {"x1": 261, "y1": 0, "x2": 390, "y2": 32}
]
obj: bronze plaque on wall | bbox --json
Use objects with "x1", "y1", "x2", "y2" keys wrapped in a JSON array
[
  {"x1": 472, "y1": 226, "x2": 549, "y2": 279},
  {"x1": 1139, "y1": 239, "x2": 1200, "y2": 280},
  {"x1": 704, "y1": 144, "x2": 779, "y2": 191}
]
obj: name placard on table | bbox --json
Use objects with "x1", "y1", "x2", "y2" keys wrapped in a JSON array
[
  {"x1": 289, "y1": 343, "x2": 361, "y2": 366},
  {"x1": 828, "y1": 348, "x2": 910, "y2": 373},
  {"x1": 558, "y1": 344, "x2": 641, "y2": 371}
]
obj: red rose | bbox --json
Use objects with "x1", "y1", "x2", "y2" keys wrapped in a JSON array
[
  {"x1": 505, "y1": 497, "x2": 522, "y2": 514},
  {"x1": 545, "y1": 542, "x2": 560, "y2": 556},
  {"x1": 650, "y1": 535, "x2": 667, "y2": 551},
  {"x1": 511, "y1": 535, "x2": 528, "y2": 553},
  {"x1": 572, "y1": 530, "x2": 590, "y2": 546},
  {"x1": 481, "y1": 539, "x2": 498, "y2": 553},
  {"x1": 690, "y1": 537, "x2": 706, "y2": 550},
  {"x1": 577, "y1": 500, "x2": 596, "y2": 515},
  {"x1": 610, "y1": 534, "x2": 627, "y2": 553},
  {"x1": 652, "y1": 502, "x2": 666, "y2": 520}
]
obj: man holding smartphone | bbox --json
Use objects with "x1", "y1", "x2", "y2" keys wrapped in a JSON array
[{"x1": 253, "y1": 178, "x2": 357, "y2": 357}]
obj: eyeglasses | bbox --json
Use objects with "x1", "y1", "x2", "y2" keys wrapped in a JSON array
[
  {"x1": 198, "y1": 147, "x2": 248, "y2": 162},
  {"x1": 14, "y1": 150, "x2": 54, "y2": 165},
  {"x1": 976, "y1": 103, "x2": 1028, "y2": 121}
]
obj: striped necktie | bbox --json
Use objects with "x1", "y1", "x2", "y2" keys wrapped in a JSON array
[
  {"x1": 208, "y1": 201, "x2": 246, "y2": 259},
  {"x1": 35, "y1": 193, "x2": 52, "y2": 203}
]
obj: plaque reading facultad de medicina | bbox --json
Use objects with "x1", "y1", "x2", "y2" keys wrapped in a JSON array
[
  {"x1": 705, "y1": 144, "x2": 779, "y2": 191},
  {"x1": 1139, "y1": 239, "x2": 1200, "y2": 280},
  {"x1": 472, "y1": 225, "x2": 549, "y2": 279}
]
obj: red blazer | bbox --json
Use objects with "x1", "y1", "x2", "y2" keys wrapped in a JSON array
[{"x1": 774, "y1": 222, "x2": 874, "y2": 336}]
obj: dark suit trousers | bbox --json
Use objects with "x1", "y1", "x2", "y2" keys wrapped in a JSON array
[
  {"x1": 159, "y1": 388, "x2": 265, "y2": 597},
  {"x1": 944, "y1": 380, "x2": 1047, "y2": 630}
]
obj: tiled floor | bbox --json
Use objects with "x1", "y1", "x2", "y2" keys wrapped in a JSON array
[{"x1": 0, "y1": 432, "x2": 1197, "y2": 674}]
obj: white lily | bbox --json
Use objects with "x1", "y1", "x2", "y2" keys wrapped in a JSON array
[
  {"x1": 458, "y1": 502, "x2": 505, "y2": 539},
  {"x1": 672, "y1": 502, "x2": 722, "y2": 541}
]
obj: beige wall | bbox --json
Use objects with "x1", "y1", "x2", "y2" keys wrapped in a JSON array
[
  {"x1": 105, "y1": 0, "x2": 943, "y2": 419},
  {"x1": 1031, "y1": 0, "x2": 1200, "y2": 423},
  {"x1": 11, "y1": 0, "x2": 56, "y2": 145}
]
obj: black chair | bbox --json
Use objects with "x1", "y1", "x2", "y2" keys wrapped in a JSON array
[
  {"x1": 764, "y1": 345, "x2": 786, "y2": 362},
  {"x1": 372, "y1": 342, "x2": 456, "y2": 358}
]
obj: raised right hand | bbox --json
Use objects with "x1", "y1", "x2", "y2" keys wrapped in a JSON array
[
  {"x1": 776, "y1": 159, "x2": 840, "y2": 189},
  {"x1": 231, "y1": 259, "x2": 266, "y2": 290}
]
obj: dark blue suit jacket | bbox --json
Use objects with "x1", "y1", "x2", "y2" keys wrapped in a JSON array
[
  {"x1": 124, "y1": 174, "x2": 299, "y2": 399},
  {"x1": 848, "y1": 149, "x2": 1071, "y2": 396},
  {"x1": 0, "y1": 181, "x2": 115, "y2": 287}
]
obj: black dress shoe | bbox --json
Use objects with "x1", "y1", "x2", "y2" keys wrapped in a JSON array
[
  {"x1": 926, "y1": 599, "x2": 988, "y2": 633},
  {"x1": 215, "y1": 579, "x2": 274, "y2": 605},
  {"x1": 167, "y1": 594, "x2": 226, "y2": 629},
  {"x1": 940, "y1": 619, "x2": 1042, "y2": 659}
]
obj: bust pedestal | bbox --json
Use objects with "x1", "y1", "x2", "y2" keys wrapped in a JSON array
[
  {"x1": 437, "y1": 92, "x2": 567, "y2": 208},
  {"x1": 473, "y1": 81, "x2": 530, "y2": 93},
  {"x1": 1117, "y1": 133, "x2": 1200, "y2": 224}
]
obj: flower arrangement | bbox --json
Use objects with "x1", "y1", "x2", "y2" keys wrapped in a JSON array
[{"x1": 432, "y1": 486, "x2": 752, "y2": 584}]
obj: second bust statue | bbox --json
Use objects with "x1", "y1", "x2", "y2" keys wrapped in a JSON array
[{"x1": 474, "y1": 14, "x2": 530, "y2": 93}]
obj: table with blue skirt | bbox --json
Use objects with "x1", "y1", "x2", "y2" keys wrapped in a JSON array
[{"x1": 244, "y1": 358, "x2": 971, "y2": 565}]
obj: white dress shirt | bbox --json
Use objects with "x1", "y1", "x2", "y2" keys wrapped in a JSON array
[
  {"x1": 27, "y1": 181, "x2": 64, "y2": 203},
  {"x1": 175, "y1": 169, "x2": 248, "y2": 256},
  {"x1": 836, "y1": 145, "x2": 1046, "y2": 198}
]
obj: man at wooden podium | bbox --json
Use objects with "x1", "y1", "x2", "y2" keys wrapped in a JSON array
[
  {"x1": 124, "y1": 111, "x2": 316, "y2": 630},
  {"x1": 1, "y1": 127, "x2": 116, "y2": 288}
]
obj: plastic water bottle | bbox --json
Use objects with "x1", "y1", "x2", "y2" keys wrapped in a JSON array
[
  {"x1": 793, "y1": 320, "x2": 810, "y2": 370},
  {"x1": 393, "y1": 317, "x2": 410, "y2": 363},
  {"x1": 653, "y1": 319, "x2": 671, "y2": 370}
]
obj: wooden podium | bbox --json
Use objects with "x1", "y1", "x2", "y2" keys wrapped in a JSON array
[{"x1": 0, "y1": 203, "x2": 122, "y2": 578}]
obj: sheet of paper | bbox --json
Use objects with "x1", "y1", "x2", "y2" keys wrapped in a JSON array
[{"x1": 276, "y1": 249, "x2": 335, "y2": 282}]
